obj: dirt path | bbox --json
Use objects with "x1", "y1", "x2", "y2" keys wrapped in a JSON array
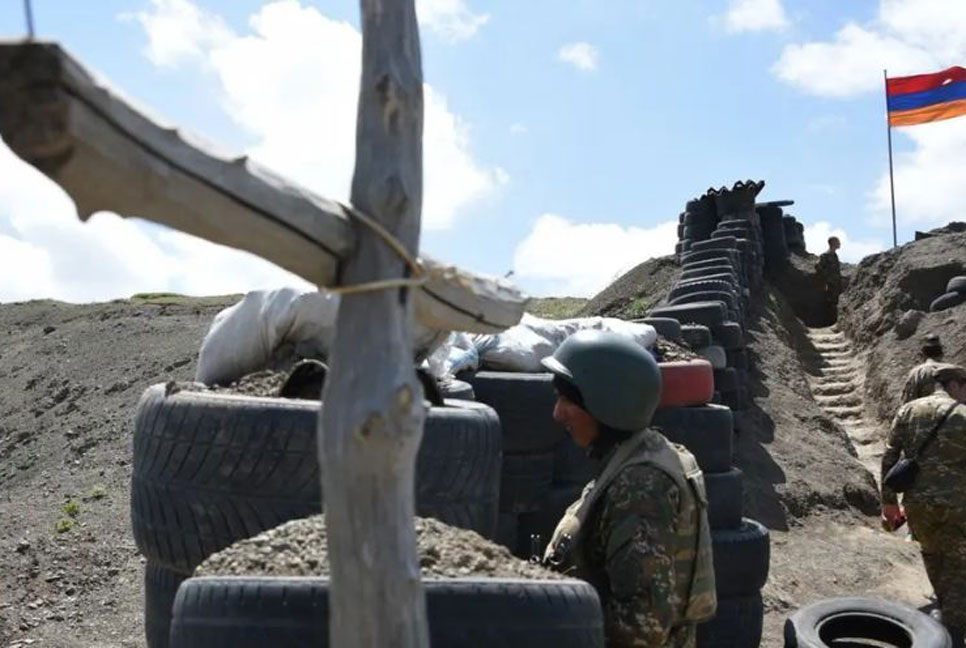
[{"x1": 806, "y1": 326, "x2": 884, "y2": 479}]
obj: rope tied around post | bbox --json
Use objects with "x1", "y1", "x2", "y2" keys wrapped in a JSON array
[{"x1": 328, "y1": 202, "x2": 427, "y2": 295}]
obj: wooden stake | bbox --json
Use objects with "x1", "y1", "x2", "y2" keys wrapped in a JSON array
[{"x1": 318, "y1": 0, "x2": 429, "y2": 646}]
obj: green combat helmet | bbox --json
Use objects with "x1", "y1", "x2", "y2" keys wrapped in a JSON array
[{"x1": 541, "y1": 330, "x2": 662, "y2": 431}]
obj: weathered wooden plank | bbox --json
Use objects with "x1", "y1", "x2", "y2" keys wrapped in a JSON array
[
  {"x1": 0, "y1": 41, "x2": 526, "y2": 333},
  {"x1": 319, "y1": 0, "x2": 428, "y2": 646},
  {"x1": 0, "y1": 41, "x2": 353, "y2": 288}
]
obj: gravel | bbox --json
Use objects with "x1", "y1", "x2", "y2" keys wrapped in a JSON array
[{"x1": 196, "y1": 515, "x2": 566, "y2": 581}]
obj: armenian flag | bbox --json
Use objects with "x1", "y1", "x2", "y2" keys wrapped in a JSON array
[{"x1": 886, "y1": 66, "x2": 966, "y2": 127}]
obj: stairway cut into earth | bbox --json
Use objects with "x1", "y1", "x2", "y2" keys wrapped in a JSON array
[{"x1": 807, "y1": 326, "x2": 884, "y2": 478}]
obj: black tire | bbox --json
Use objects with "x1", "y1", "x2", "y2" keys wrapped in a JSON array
[
  {"x1": 680, "y1": 267, "x2": 740, "y2": 284},
  {"x1": 678, "y1": 273, "x2": 743, "y2": 291},
  {"x1": 784, "y1": 597, "x2": 950, "y2": 648},
  {"x1": 691, "y1": 236, "x2": 739, "y2": 253},
  {"x1": 496, "y1": 513, "x2": 518, "y2": 552},
  {"x1": 145, "y1": 562, "x2": 187, "y2": 648},
  {"x1": 696, "y1": 344, "x2": 727, "y2": 370},
  {"x1": 713, "y1": 368, "x2": 738, "y2": 392},
  {"x1": 440, "y1": 379, "x2": 475, "y2": 401},
  {"x1": 681, "y1": 249, "x2": 741, "y2": 267},
  {"x1": 500, "y1": 452, "x2": 554, "y2": 514},
  {"x1": 726, "y1": 349, "x2": 748, "y2": 370},
  {"x1": 711, "y1": 322, "x2": 745, "y2": 349},
  {"x1": 669, "y1": 279, "x2": 739, "y2": 300},
  {"x1": 712, "y1": 518, "x2": 770, "y2": 597},
  {"x1": 712, "y1": 227, "x2": 753, "y2": 241},
  {"x1": 698, "y1": 593, "x2": 764, "y2": 648},
  {"x1": 680, "y1": 324, "x2": 713, "y2": 350},
  {"x1": 720, "y1": 389, "x2": 742, "y2": 411},
  {"x1": 638, "y1": 317, "x2": 683, "y2": 342},
  {"x1": 682, "y1": 258, "x2": 739, "y2": 274},
  {"x1": 651, "y1": 405, "x2": 733, "y2": 473},
  {"x1": 170, "y1": 576, "x2": 605, "y2": 648},
  {"x1": 131, "y1": 387, "x2": 502, "y2": 573},
  {"x1": 929, "y1": 291, "x2": 966, "y2": 312},
  {"x1": 466, "y1": 372, "x2": 566, "y2": 454},
  {"x1": 706, "y1": 468, "x2": 743, "y2": 531},
  {"x1": 670, "y1": 291, "x2": 740, "y2": 314},
  {"x1": 947, "y1": 276, "x2": 966, "y2": 294},
  {"x1": 648, "y1": 302, "x2": 728, "y2": 327},
  {"x1": 552, "y1": 437, "x2": 598, "y2": 487}
]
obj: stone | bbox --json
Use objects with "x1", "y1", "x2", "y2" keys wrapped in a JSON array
[{"x1": 894, "y1": 309, "x2": 923, "y2": 340}]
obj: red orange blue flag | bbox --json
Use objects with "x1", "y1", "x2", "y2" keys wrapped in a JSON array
[{"x1": 886, "y1": 66, "x2": 966, "y2": 127}]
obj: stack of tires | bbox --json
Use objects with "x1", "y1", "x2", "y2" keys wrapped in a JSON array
[
  {"x1": 650, "y1": 181, "x2": 773, "y2": 647},
  {"x1": 464, "y1": 371, "x2": 578, "y2": 558},
  {"x1": 654, "y1": 187, "x2": 762, "y2": 413},
  {"x1": 130, "y1": 385, "x2": 503, "y2": 647},
  {"x1": 782, "y1": 214, "x2": 806, "y2": 253},
  {"x1": 756, "y1": 201, "x2": 791, "y2": 275},
  {"x1": 930, "y1": 275, "x2": 966, "y2": 312}
]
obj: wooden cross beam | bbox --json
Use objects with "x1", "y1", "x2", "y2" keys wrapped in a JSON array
[
  {"x1": 0, "y1": 5, "x2": 523, "y2": 645},
  {"x1": 0, "y1": 40, "x2": 526, "y2": 334}
]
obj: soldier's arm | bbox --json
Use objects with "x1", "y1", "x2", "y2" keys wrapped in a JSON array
[
  {"x1": 597, "y1": 465, "x2": 681, "y2": 647},
  {"x1": 881, "y1": 408, "x2": 908, "y2": 505},
  {"x1": 899, "y1": 369, "x2": 917, "y2": 405}
]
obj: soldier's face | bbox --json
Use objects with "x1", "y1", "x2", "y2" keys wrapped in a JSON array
[
  {"x1": 552, "y1": 396, "x2": 600, "y2": 447},
  {"x1": 948, "y1": 379, "x2": 966, "y2": 403}
]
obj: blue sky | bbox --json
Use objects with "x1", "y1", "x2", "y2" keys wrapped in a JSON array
[{"x1": 2, "y1": 0, "x2": 965, "y2": 301}]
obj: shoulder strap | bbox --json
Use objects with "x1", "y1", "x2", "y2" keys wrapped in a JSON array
[
  {"x1": 569, "y1": 429, "x2": 651, "y2": 528},
  {"x1": 913, "y1": 400, "x2": 960, "y2": 459}
]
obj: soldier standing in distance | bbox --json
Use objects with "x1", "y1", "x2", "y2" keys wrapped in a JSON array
[
  {"x1": 900, "y1": 334, "x2": 945, "y2": 404},
  {"x1": 881, "y1": 364, "x2": 966, "y2": 645},
  {"x1": 816, "y1": 236, "x2": 842, "y2": 324},
  {"x1": 540, "y1": 331, "x2": 716, "y2": 648}
]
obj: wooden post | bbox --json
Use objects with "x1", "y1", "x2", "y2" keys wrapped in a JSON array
[{"x1": 318, "y1": 1, "x2": 429, "y2": 647}]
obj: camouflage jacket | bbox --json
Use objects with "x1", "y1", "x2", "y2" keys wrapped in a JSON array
[
  {"x1": 900, "y1": 358, "x2": 941, "y2": 405},
  {"x1": 882, "y1": 392, "x2": 966, "y2": 506},
  {"x1": 816, "y1": 250, "x2": 842, "y2": 291},
  {"x1": 546, "y1": 428, "x2": 714, "y2": 648}
]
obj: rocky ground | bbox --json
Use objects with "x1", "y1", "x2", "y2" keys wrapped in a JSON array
[{"x1": 1, "y1": 224, "x2": 963, "y2": 646}]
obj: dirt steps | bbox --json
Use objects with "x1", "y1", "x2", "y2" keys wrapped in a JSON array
[{"x1": 807, "y1": 326, "x2": 884, "y2": 478}]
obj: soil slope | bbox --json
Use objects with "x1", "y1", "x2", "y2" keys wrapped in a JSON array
[{"x1": 0, "y1": 236, "x2": 956, "y2": 646}]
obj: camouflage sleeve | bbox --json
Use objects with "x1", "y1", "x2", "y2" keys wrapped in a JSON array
[
  {"x1": 881, "y1": 407, "x2": 908, "y2": 506},
  {"x1": 595, "y1": 464, "x2": 681, "y2": 648},
  {"x1": 899, "y1": 368, "x2": 918, "y2": 405}
]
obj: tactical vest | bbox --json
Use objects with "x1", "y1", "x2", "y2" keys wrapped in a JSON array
[{"x1": 543, "y1": 428, "x2": 717, "y2": 623}]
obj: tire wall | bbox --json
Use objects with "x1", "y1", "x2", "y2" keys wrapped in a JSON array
[{"x1": 660, "y1": 181, "x2": 774, "y2": 648}]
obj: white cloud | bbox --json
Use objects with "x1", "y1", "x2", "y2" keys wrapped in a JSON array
[
  {"x1": 775, "y1": 0, "x2": 966, "y2": 232},
  {"x1": 803, "y1": 221, "x2": 884, "y2": 263},
  {"x1": 416, "y1": 0, "x2": 489, "y2": 42},
  {"x1": 868, "y1": 119, "x2": 966, "y2": 228},
  {"x1": 510, "y1": 123, "x2": 528, "y2": 135},
  {"x1": 143, "y1": 0, "x2": 503, "y2": 230},
  {"x1": 0, "y1": 139, "x2": 311, "y2": 303},
  {"x1": 723, "y1": 0, "x2": 789, "y2": 33},
  {"x1": 558, "y1": 42, "x2": 599, "y2": 72},
  {"x1": 512, "y1": 214, "x2": 677, "y2": 297},
  {"x1": 128, "y1": 0, "x2": 232, "y2": 68},
  {"x1": 773, "y1": 0, "x2": 966, "y2": 98}
]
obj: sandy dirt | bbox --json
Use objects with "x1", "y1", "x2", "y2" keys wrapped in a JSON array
[{"x1": 2, "y1": 222, "x2": 962, "y2": 647}]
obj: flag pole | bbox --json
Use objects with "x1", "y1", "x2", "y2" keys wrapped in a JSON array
[
  {"x1": 884, "y1": 69, "x2": 898, "y2": 248},
  {"x1": 23, "y1": 0, "x2": 35, "y2": 39}
]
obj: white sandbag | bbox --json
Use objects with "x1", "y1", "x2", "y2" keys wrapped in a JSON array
[
  {"x1": 475, "y1": 314, "x2": 657, "y2": 373},
  {"x1": 425, "y1": 333, "x2": 480, "y2": 379},
  {"x1": 196, "y1": 288, "x2": 447, "y2": 385},
  {"x1": 195, "y1": 288, "x2": 339, "y2": 385}
]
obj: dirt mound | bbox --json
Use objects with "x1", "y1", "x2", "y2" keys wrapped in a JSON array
[
  {"x1": 838, "y1": 226, "x2": 966, "y2": 422},
  {"x1": 737, "y1": 287, "x2": 879, "y2": 530},
  {"x1": 579, "y1": 255, "x2": 680, "y2": 319},
  {"x1": 197, "y1": 514, "x2": 562, "y2": 580},
  {"x1": 0, "y1": 296, "x2": 236, "y2": 647}
]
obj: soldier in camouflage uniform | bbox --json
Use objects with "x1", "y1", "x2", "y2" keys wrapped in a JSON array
[
  {"x1": 815, "y1": 236, "x2": 842, "y2": 323},
  {"x1": 881, "y1": 363, "x2": 966, "y2": 644},
  {"x1": 540, "y1": 331, "x2": 716, "y2": 647},
  {"x1": 899, "y1": 334, "x2": 945, "y2": 404}
]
